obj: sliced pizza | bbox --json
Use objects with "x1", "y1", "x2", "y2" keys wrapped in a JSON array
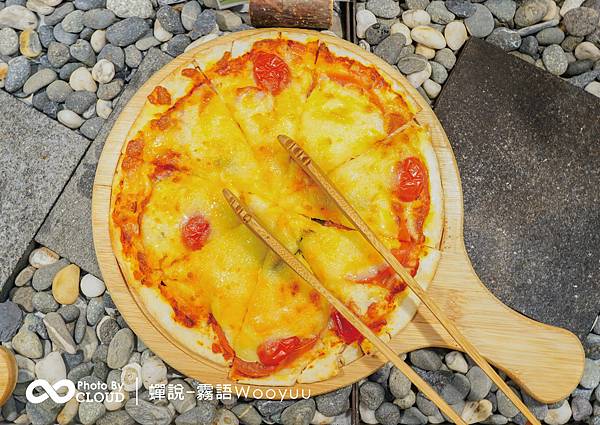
[
  {"x1": 110, "y1": 31, "x2": 444, "y2": 385},
  {"x1": 195, "y1": 31, "x2": 315, "y2": 180}
]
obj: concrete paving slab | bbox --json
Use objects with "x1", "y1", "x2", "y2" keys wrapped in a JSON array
[{"x1": 0, "y1": 90, "x2": 90, "y2": 294}]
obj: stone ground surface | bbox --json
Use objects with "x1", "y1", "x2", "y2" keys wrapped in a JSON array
[
  {"x1": 2, "y1": 249, "x2": 600, "y2": 425},
  {"x1": 1, "y1": 0, "x2": 600, "y2": 424}
]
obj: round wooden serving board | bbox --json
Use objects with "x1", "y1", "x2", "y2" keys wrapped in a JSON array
[{"x1": 91, "y1": 29, "x2": 584, "y2": 402}]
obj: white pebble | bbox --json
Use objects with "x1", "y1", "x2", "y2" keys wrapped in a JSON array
[
  {"x1": 411, "y1": 25, "x2": 446, "y2": 49},
  {"x1": 141, "y1": 356, "x2": 168, "y2": 389},
  {"x1": 29, "y1": 247, "x2": 59, "y2": 268},
  {"x1": 559, "y1": 0, "x2": 584, "y2": 16},
  {"x1": 90, "y1": 30, "x2": 106, "y2": 53},
  {"x1": 92, "y1": 59, "x2": 115, "y2": 84},
  {"x1": 121, "y1": 363, "x2": 143, "y2": 392},
  {"x1": 0, "y1": 5, "x2": 38, "y2": 30},
  {"x1": 574, "y1": 41, "x2": 600, "y2": 61},
  {"x1": 58, "y1": 110, "x2": 84, "y2": 129},
  {"x1": 34, "y1": 351, "x2": 66, "y2": 385},
  {"x1": 423, "y1": 78, "x2": 442, "y2": 98},
  {"x1": 96, "y1": 99, "x2": 113, "y2": 119},
  {"x1": 311, "y1": 410, "x2": 335, "y2": 425},
  {"x1": 26, "y1": 0, "x2": 54, "y2": 15},
  {"x1": 543, "y1": 0, "x2": 559, "y2": 21},
  {"x1": 154, "y1": 19, "x2": 173, "y2": 42},
  {"x1": 184, "y1": 33, "x2": 219, "y2": 53},
  {"x1": 445, "y1": 21, "x2": 469, "y2": 51},
  {"x1": 80, "y1": 273, "x2": 106, "y2": 297},
  {"x1": 462, "y1": 400, "x2": 493, "y2": 424},
  {"x1": 390, "y1": 22, "x2": 412, "y2": 45},
  {"x1": 445, "y1": 351, "x2": 469, "y2": 373},
  {"x1": 356, "y1": 9, "x2": 378, "y2": 38},
  {"x1": 585, "y1": 81, "x2": 600, "y2": 98},
  {"x1": 544, "y1": 401, "x2": 572, "y2": 425},
  {"x1": 359, "y1": 403, "x2": 378, "y2": 425},
  {"x1": 69, "y1": 67, "x2": 97, "y2": 92},
  {"x1": 402, "y1": 9, "x2": 431, "y2": 29},
  {"x1": 407, "y1": 62, "x2": 432, "y2": 87},
  {"x1": 104, "y1": 388, "x2": 128, "y2": 411}
]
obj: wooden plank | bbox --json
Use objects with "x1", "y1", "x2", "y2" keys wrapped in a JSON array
[
  {"x1": 250, "y1": 0, "x2": 333, "y2": 29},
  {"x1": 91, "y1": 28, "x2": 584, "y2": 402}
]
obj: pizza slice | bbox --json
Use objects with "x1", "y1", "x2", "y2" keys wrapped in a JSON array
[
  {"x1": 139, "y1": 173, "x2": 240, "y2": 273},
  {"x1": 297, "y1": 42, "x2": 421, "y2": 173},
  {"x1": 231, "y1": 251, "x2": 330, "y2": 385},
  {"x1": 298, "y1": 222, "x2": 440, "y2": 354},
  {"x1": 126, "y1": 62, "x2": 204, "y2": 139},
  {"x1": 329, "y1": 121, "x2": 443, "y2": 249},
  {"x1": 111, "y1": 77, "x2": 270, "y2": 284},
  {"x1": 158, "y1": 224, "x2": 267, "y2": 365},
  {"x1": 195, "y1": 31, "x2": 316, "y2": 181}
]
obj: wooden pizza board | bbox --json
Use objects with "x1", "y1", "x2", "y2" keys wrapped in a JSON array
[{"x1": 90, "y1": 29, "x2": 584, "y2": 402}]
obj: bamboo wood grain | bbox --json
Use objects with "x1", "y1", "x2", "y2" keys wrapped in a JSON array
[
  {"x1": 0, "y1": 347, "x2": 17, "y2": 407},
  {"x1": 223, "y1": 189, "x2": 467, "y2": 425},
  {"x1": 91, "y1": 28, "x2": 584, "y2": 402},
  {"x1": 278, "y1": 135, "x2": 540, "y2": 425}
]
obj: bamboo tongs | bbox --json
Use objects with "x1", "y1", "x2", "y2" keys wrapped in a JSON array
[{"x1": 223, "y1": 188, "x2": 468, "y2": 425}]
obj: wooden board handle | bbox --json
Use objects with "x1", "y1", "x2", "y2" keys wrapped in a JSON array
[
  {"x1": 0, "y1": 347, "x2": 17, "y2": 407},
  {"x1": 249, "y1": 0, "x2": 333, "y2": 29}
]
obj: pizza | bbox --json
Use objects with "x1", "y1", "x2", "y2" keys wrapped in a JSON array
[{"x1": 110, "y1": 30, "x2": 444, "y2": 385}]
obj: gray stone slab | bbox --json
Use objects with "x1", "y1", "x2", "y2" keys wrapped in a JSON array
[
  {"x1": 36, "y1": 48, "x2": 173, "y2": 277},
  {"x1": 434, "y1": 38, "x2": 600, "y2": 339},
  {"x1": 0, "y1": 90, "x2": 90, "y2": 293}
]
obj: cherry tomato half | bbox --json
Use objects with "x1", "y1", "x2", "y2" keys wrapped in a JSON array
[
  {"x1": 252, "y1": 52, "x2": 291, "y2": 95},
  {"x1": 231, "y1": 358, "x2": 276, "y2": 378},
  {"x1": 181, "y1": 214, "x2": 211, "y2": 251},
  {"x1": 395, "y1": 157, "x2": 426, "y2": 202},
  {"x1": 257, "y1": 336, "x2": 317, "y2": 367}
]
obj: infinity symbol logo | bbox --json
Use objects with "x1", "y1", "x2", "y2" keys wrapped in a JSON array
[{"x1": 26, "y1": 379, "x2": 77, "y2": 404}]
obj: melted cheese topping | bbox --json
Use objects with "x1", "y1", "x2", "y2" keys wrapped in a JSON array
[
  {"x1": 140, "y1": 174, "x2": 240, "y2": 270},
  {"x1": 111, "y1": 34, "x2": 437, "y2": 380}
]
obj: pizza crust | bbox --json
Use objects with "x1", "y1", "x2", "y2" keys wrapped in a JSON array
[
  {"x1": 136, "y1": 286, "x2": 229, "y2": 366},
  {"x1": 230, "y1": 30, "x2": 280, "y2": 58},
  {"x1": 317, "y1": 41, "x2": 421, "y2": 116},
  {"x1": 363, "y1": 246, "x2": 441, "y2": 353},
  {"x1": 193, "y1": 41, "x2": 233, "y2": 71},
  {"x1": 126, "y1": 62, "x2": 200, "y2": 141}
]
